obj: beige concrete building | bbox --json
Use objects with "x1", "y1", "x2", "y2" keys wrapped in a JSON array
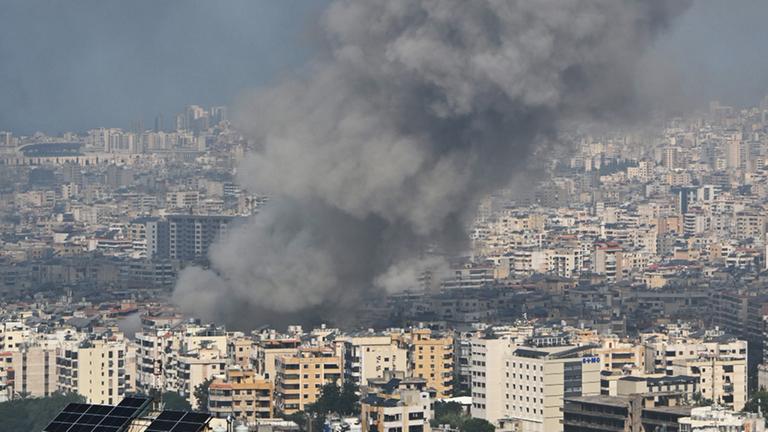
[
  {"x1": 670, "y1": 355, "x2": 747, "y2": 411},
  {"x1": 252, "y1": 338, "x2": 300, "y2": 381},
  {"x1": 591, "y1": 336, "x2": 646, "y2": 372},
  {"x1": 404, "y1": 329, "x2": 454, "y2": 398},
  {"x1": 8, "y1": 345, "x2": 57, "y2": 398},
  {"x1": 275, "y1": 347, "x2": 342, "y2": 415},
  {"x1": 0, "y1": 321, "x2": 29, "y2": 351},
  {"x1": 614, "y1": 374, "x2": 699, "y2": 403},
  {"x1": 592, "y1": 242, "x2": 623, "y2": 282},
  {"x1": 208, "y1": 368, "x2": 273, "y2": 426},
  {"x1": 342, "y1": 334, "x2": 408, "y2": 387},
  {"x1": 57, "y1": 339, "x2": 132, "y2": 405},
  {"x1": 174, "y1": 344, "x2": 227, "y2": 409},
  {"x1": 361, "y1": 387, "x2": 433, "y2": 432},
  {"x1": 228, "y1": 336, "x2": 255, "y2": 369}
]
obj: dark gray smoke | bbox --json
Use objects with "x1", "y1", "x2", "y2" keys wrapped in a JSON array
[{"x1": 173, "y1": 0, "x2": 691, "y2": 328}]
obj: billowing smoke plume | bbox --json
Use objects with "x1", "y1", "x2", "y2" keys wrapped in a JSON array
[{"x1": 174, "y1": 0, "x2": 690, "y2": 327}]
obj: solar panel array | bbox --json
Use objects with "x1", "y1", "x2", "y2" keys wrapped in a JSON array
[
  {"x1": 145, "y1": 410, "x2": 212, "y2": 432},
  {"x1": 43, "y1": 397, "x2": 151, "y2": 432}
]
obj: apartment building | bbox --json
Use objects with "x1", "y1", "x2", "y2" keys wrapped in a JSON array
[
  {"x1": 135, "y1": 323, "x2": 227, "y2": 397},
  {"x1": 252, "y1": 338, "x2": 301, "y2": 381},
  {"x1": 361, "y1": 388, "x2": 433, "y2": 432},
  {"x1": 670, "y1": 355, "x2": 747, "y2": 411},
  {"x1": 275, "y1": 347, "x2": 342, "y2": 415},
  {"x1": 613, "y1": 374, "x2": 700, "y2": 402},
  {"x1": 173, "y1": 344, "x2": 228, "y2": 408},
  {"x1": 592, "y1": 242, "x2": 623, "y2": 282},
  {"x1": 57, "y1": 339, "x2": 132, "y2": 405},
  {"x1": 643, "y1": 335, "x2": 748, "y2": 375},
  {"x1": 208, "y1": 368, "x2": 273, "y2": 426},
  {"x1": 505, "y1": 345, "x2": 601, "y2": 432},
  {"x1": 0, "y1": 321, "x2": 29, "y2": 351},
  {"x1": 342, "y1": 334, "x2": 408, "y2": 387},
  {"x1": 469, "y1": 335, "x2": 512, "y2": 424},
  {"x1": 167, "y1": 214, "x2": 234, "y2": 261},
  {"x1": 405, "y1": 329, "x2": 454, "y2": 398},
  {"x1": 134, "y1": 330, "x2": 168, "y2": 393},
  {"x1": 563, "y1": 394, "x2": 692, "y2": 432},
  {"x1": 7, "y1": 345, "x2": 57, "y2": 398},
  {"x1": 228, "y1": 336, "x2": 255, "y2": 369},
  {"x1": 591, "y1": 336, "x2": 646, "y2": 373}
]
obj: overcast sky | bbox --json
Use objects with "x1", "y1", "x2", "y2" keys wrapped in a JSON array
[{"x1": 0, "y1": 0, "x2": 766, "y2": 134}]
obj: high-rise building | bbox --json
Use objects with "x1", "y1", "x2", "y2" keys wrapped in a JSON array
[
  {"x1": 154, "y1": 114, "x2": 164, "y2": 133},
  {"x1": 505, "y1": 345, "x2": 601, "y2": 432},
  {"x1": 7, "y1": 345, "x2": 57, "y2": 398},
  {"x1": 404, "y1": 329, "x2": 454, "y2": 398},
  {"x1": 166, "y1": 214, "x2": 236, "y2": 261},
  {"x1": 274, "y1": 347, "x2": 342, "y2": 415},
  {"x1": 56, "y1": 339, "x2": 134, "y2": 405},
  {"x1": 469, "y1": 335, "x2": 512, "y2": 424},
  {"x1": 145, "y1": 218, "x2": 170, "y2": 259},
  {"x1": 210, "y1": 106, "x2": 228, "y2": 125},
  {"x1": 0, "y1": 131, "x2": 12, "y2": 147}
]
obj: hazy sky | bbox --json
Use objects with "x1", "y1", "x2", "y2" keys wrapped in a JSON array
[
  {"x1": 650, "y1": 0, "x2": 768, "y2": 111},
  {"x1": 0, "y1": 0, "x2": 327, "y2": 134},
  {"x1": 0, "y1": 0, "x2": 766, "y2": 134}
]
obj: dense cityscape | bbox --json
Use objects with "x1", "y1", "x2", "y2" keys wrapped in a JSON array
[
  {"x1": 2, "y1": 98, "x2": 768, "y2": 431},
  {"x1": 2, "y1": 1, "x2": 767, "y2": 432}
]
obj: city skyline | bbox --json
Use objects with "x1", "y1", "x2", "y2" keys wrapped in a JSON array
[{"x1": 3, "y1": 2, "x2": 768, "y2": 432}]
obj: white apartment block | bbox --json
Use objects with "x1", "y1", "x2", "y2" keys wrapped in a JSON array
[
  {"x1": 469, "y1": 336, "x2": 512, "y2": 425},
  {"x1": 505, "y1": 346, "x2": 601, "y2": 432}
]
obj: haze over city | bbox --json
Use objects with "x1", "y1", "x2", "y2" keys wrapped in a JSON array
[{"x1": 1, "y1": 2, "x2": 768, "y2": 432}]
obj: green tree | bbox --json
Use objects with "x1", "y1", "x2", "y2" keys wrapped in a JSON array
[
  {"x1": 193, "y1": 378, "x2": 213, "y2": 412},
  {"x1": 311, "y1": 383, "x2": 340, "y2": 416},
  {"x1": 162, "y1": 391, "x2": 193, "y2": 411},
  {"x1": 461, "y1": 418, "x2": 495, "y2": 432},
  {"x1": 432, "y1": 401, "x2": 465, "y2": 428},
  {"x1": 148, "y1": 388, "x2": 193, "y2": 411},
  {"x1": 0, "y1": 391, "x2": 85, "y2": 432},
  {"x1": 337, "y1": 382, "x2": 360, "y2": 416},
  {"x1": 743, "y1": 388, "x2": 768, "y2": 422},
  {"x1": 283, "y1": 411, "x2": 308, "y2": 430},
  {"x1": 309, "y1": 382, "x2": 360, "y2": 417},
  {"x1": 282, "y1": 410, "x2": 324, "y2": 432},
  {"x1": 431, "y1": 401, "x2": 493, "y2": 432}
]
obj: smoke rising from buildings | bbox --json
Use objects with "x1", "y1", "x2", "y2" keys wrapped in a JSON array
[{"x1": 173, "y1": 0, "x2": 691, "y2": 328}]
